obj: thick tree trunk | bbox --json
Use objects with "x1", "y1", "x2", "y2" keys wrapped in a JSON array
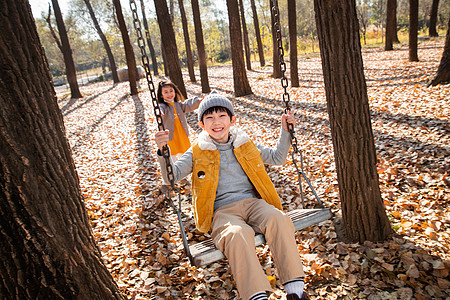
[
  {"x1": 226, "y1": 0, "x2": 252, "y2": 97},
  {"x1": 313, "y1": 0, "x2": 392, "y2": 242},
  {"x1": 239, "y1": 0, "x2": 252, "y2": 70},
  {"x1": 51, "y1": 0, "x2": 82, "y2": 98},
  {"x1": 428, "y1": 16, "x2": 450, "y2": 86},
  {"x1": 154, "y1": 0, "x2": 187, "y2": 97},
  {"x1": 385, "y1": 0, "x2": 396, "y2": 51},
  {"x1": 0, "y1": 1, "x2": 124, "y2": 298},
  {"x1": 250, "y1": 0, "x2": 265, "y2": 67},
  {"x1": 140, "y1": 0, "x2": 159, "y2": 76},
  {"x1": 191, "y1": 0, "x2": 210, "y2": 93},
  {"x1": 288, "y1": 0, "x2": 299, "y2": 87},
  {"x1": 429, "y1": 0, "x2": 439, "y2": 37},
  {"x1": 113, "y1": 0, "x2": 138, "y2": 95},
  {"x1": 83, "y1": 0, "x2": 119, "y2": 83},
  {"x1": 409, "y1": 0, "x2": 419, "y2": 62},
  {"x1": 270, "y1": 0, "x2": 281, "y2": 78},
  {"x1": 178, "y1": 0, "x2": 196, "y2": 82}
]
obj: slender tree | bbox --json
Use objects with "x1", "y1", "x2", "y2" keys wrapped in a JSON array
[
  {"x1": 409, "y1": 0, "x2": 419, "y2": 62},
  {"x1": 429, "y1": 0, "x2": 440, "y2": 37},
  {"x1": 154, "y1": 0, "x2": 187, "y2": 97},
  {"x1": 83, "y1": 0, "x2": 119, "y2": 83},
  {"x1": 385, "y1": 0, "x2": 397, "y2": 50},
  {"x1": 0, "y1": 1, "x2": 124, "y2": 298},
  {"x1": 428, "y1": 16, "x2": 450, "y2": 86},
  {"x1": 191, "y1": 0, "x2": 210, "y2": 93},
  {"x1": 140, "y1": 0, "x2": 159, "y2": 76},
  {"x1": 270, "y1": 0, "x2": 281, "y2": 78},
  {"x1": 250, "y1": 0, "x2": 265, "y2": 67},
  {"x1": 178, "y1": 0, "x2": 196, "y2": 82},
  {"x1": 113, "y1": 0, "x2": 138, "y2": 95},
  {"x1": 313, "y1": 0, "x2": 392, "y2": 242},
  {"x1": 288, "y1": 0, "x2": 299, "y2": 87},
  {"x1": 51, "y1": 0, "x2": 82, "y2": 98},
  {"x1": 226, "y1": 0, "x2": 252, "y2": 96},
  {"x1": 239, "y1": 0, "x2": 252, "y2": 70}
]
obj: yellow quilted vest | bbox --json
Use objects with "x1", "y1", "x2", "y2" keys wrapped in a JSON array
[{"x1": 192, "y1": 138, "x2": 283, "y2": 233}]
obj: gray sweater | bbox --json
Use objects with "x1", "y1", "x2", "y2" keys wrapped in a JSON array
[{"x1": 158, "y1": 126, "x2": 292, "y2": 210}]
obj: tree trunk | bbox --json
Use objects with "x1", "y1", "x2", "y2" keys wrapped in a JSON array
[
  {"x1": 239, "y1": 0, "x2": 252, "y2": 70},
  {"x1": 0, "y1": 1, "x2": 124, "y2": 298},
  {"x1": 178, "y1": 0, "x2": 196, "y2": 82},
  {"x1": 313, "y1": 0, "x2": 392, "y2": 242},
  {"x1": 226, "y1": 0, "x2": 252, "y2": 97},
  {"x1": 51, "y1": 0, "x2": 82, "y2": 98},
  {"x1": 428, "y1": 16, "x2": 450, "y2": 86},
  {"x1": 270, "y1": 0, "x2": 281, "y2": 78},
  {"x1": 385, "y1": 0, "x2": 396, "y2": 51},
  {"x1": 83, "y1": 0, "x2": 119, "y2": 83},
  {"x1": 429, "y1": 0, "x2": 439, "y2": 37},
  {"x1": 113, "y1": 0, "x2": 138, "y2": 95},
  {"x1": 140, "y1": 0, "x2": 159, "y2": 76},
  {"x1": 154, "y1": 0, "x2": 187, "y2": 97},
  {"x1": 288, "y1": 0, "x2": 299, "y2": 87},
  {"x1": 250, "y1": 0, "x2": 265, "y2": 67},
  {"x1": 409, "y1": 0, "x2": 419, "y2": 62},
  {"x1": 191, "y1": 0, "x2": 210, "y2": 93}
]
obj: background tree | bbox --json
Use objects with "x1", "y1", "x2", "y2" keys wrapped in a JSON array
[
  {"x1": 0, "y1": 1, "x2": 124, "y2": 298},
  {"x1": 226, "y1": 0, "x2": 252, "y2": 96},
  {"x1": 428, "y1": 16, "x2": 450, "y2": 86},
  {"x1": 313, "y1": 0, "x2": 392, "y2": 242},
  {"x1": 385, "y1": 0, "x2": 397, "y2": 50},
  {"x1": 51, "y1": 0, "x2": 82, "y2": 98},
  {"x1": 140, "y1": 0, "x2": 159, "y2": 76},
  {"x1": 191, "y1": 0, "x2": 211, "y2": 93},
  {"x1": 288, "y1": 0, "x2": 299, "y2": 87},
  {"x1": 409, "y1": 0, "x2": 419, "y2": 61},
  {"x1": 239, "y1": 0, "x2": 252, "y2": 70},
  {"x1": 178, "y1": 0, "x2": 196, "y2": 82},
  {"x1": 250, "y1": 0, "x2": 265, "y2": 67},
  {"x1": 429, "y1": 0, "x2": 439, "y2": 37},
  {"x1": 83, "y1": 0, "x2": 119, "y2": 83}
]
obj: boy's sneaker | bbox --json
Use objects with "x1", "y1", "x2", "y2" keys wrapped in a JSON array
[{"x1": 287, "y1": 293, "x2": 309, "y2": 300}]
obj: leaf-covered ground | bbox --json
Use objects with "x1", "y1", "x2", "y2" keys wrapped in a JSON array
[{"x1": 58, "y1": 40, "x2": 449, "y2": 299}]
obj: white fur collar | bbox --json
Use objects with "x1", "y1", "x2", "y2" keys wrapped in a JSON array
[{"x1": 197, "y1": 126, "x2": 250, "y2": 150}]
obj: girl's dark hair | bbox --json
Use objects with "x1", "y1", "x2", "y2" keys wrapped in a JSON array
[
  {"x1": 200, "y1": 106, "x2": 233, "y2": 123},
  {"x1": 157, "y1": 80, "x2": 185, "y2": 103}
]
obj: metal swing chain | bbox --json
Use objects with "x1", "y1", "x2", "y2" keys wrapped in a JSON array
[
  {"x1": 272, "y1": 0, "x2": 323, "y2": 208},
  {"x1": 129, "y1": 0, "x2": 193, "y2": 263}
]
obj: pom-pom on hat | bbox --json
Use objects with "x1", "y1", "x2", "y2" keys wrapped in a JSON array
[{"x1": 197, "y1": 90, "x2": 235, "y2": 121}]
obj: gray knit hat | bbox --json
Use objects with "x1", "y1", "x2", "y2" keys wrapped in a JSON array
[{"x1": 198, "y1": 90, "x2": 235, "y2": 121}]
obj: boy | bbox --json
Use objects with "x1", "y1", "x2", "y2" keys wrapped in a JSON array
[{"x1": 155, "y1": 91, "x2": 308, "y2": 300}]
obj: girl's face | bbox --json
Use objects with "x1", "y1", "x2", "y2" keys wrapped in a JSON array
[{"x1": 161, "y1": 85, "x2": 176, "y2": 103}]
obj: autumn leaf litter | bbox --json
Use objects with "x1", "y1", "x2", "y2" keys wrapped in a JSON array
[{"x1": 58, "y1": 40, "x2": 449, "y2": 300}]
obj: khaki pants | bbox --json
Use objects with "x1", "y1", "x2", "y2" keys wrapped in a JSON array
[{"x1": 211, "y1": 198, "x2": 305, "y2": 300}]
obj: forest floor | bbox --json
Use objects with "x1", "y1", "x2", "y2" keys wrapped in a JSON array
[{"x1": 57, "y1": 39, "x2": 449, "y2": 300}]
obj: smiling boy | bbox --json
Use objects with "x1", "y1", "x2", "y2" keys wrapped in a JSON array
[{"x1": 155, "y1": 91, "x2": 308, "y2": 300}]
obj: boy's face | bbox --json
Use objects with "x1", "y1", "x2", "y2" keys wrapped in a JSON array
[{"x1": 198, "y1": 110, "x2": 236, "y2": 143}]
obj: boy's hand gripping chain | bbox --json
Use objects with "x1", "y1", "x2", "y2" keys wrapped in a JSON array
[
  {"x1": 272, "y1": 0, "x2": 323, "y2": 208},
  {"x1": 129, "y1": 0, "x2": 193, "y2": 264}
]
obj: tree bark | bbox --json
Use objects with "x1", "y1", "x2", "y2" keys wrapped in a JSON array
[
  {"x1": 428, "y1": 16, "x2": 450, "y2": 86},
  {"x1": 191, "y1": 0, "x2": 211, "y2": 93},
  {"x1": 409, "y1": 0, "x2": 419, "y2": 62},
  {"x1": 140, "y1": 0, "x2": 159, "y2": 76},
  {"x1": 51, "y1": 0, "x2": 82, "y2": 98},
  {"x1": 239, "y1": 0, "x2": 252, "y2": 70},
  {"x1": 429, "y1": 0, "x2": 439, "y2": 37},
  {"x1": 385, "y1": 0, "x2": 396, "y2": 51},
  {"x1": 288, "y1": 0, "x2": 299, "y2": 87},
  {"x1": 83, "y1": 0, "x2": 119, "y2": 83},
  {"x1": 250, "y1": 0, "x2": 265, "y2": 67},
  {"x1": 226, "y1": 0, "x2": 253, "y2": 96},
  {"x1": 0, "y1": 1, "x2": 124, "y2": 298},
  {"x1": 313, "y1": 0, "x2": 392, "y2": 242},
  {"x1": 270, "y1": 0, "x2": 281, "y2": 78},
  {"x1": 113, "y1": 0, "x2": 138, "y2": 95},
  {"x1": 178, "y1": 0, "x2": 196, "y2": 82}
]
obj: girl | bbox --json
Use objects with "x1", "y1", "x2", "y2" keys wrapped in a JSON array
[{"x1": 157, "y1": 80, "x2": 202, "y2": 162}]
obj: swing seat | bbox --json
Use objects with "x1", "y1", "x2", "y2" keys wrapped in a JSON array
[{"x1": 189, "y1": 207, "x2": 332, "y2": 268}]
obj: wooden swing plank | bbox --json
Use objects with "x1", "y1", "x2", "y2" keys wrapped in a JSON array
[{"x1": 189, "y1": 208, "x2": 332, "y2": 268}]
